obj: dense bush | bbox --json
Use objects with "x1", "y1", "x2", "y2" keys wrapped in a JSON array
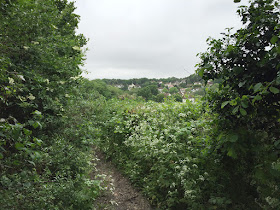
[
  {"x1": 197, "y1": 0, "x2": 280, "y2": 208},
  {"x1": 94, "y1": 99, "x2": 221, "y2": 209},
  {"x1": 0, "y1": 1, "x2": 102, "y2": 208}
]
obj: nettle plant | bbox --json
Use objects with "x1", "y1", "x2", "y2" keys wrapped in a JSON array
[{"x1": 197, "y1": 0, "x2": 280, "y2": 208}]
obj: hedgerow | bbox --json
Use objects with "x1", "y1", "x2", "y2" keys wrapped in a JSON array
[
  {"x1": 0, "y1": 1, "x2": 103, "y2": 208},
  {"x1": 94, "y1": 99, "x2": 224, "y2": 209}
]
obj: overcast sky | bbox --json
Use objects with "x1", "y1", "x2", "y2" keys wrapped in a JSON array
[{"x1": 74, "y1": 0, "x2": 248, "y2": 79}]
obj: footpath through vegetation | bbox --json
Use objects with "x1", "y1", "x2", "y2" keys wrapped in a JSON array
[{"x1": 1, "y1": 0, "x2": 280, "y2": 209}]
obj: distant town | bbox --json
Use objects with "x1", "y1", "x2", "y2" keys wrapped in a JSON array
[{"x1": 100, "y1": 74, "x2": 216, "y2": 102}]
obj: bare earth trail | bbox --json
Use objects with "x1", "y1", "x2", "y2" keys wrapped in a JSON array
[{"x1": 92, "y1": 149, "x2": 152, "y2": 210}]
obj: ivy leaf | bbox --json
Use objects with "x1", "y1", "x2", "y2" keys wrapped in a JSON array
[
  {"x1": 240, "y1": 108, "x2": 247, "y2": 116},
  {"x1": 221, "y1": 101, "x2": 230, "y2": 108},
  {"x1": 269, "y1": 86, "x2": 279, "y2": 94}
]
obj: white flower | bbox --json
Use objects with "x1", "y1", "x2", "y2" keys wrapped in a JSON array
[
  {"x1": 17, "y1": 75, "x2": 25, "y2": 81},
  {"x1": 8, "y1": 77, "x2": 14, "y2": 84}
]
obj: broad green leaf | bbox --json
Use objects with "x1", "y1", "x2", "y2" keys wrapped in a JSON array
[
  {"x1": 28, "y1": 94, "x2": 35, "y2": 100},
  {"x1": 23, "y1": 128, "x2": 32, "y2": 136},
  {"x1": 232, "y1": 106, "x2": 239, "y2": 114},
  {"x1": 238, "y1": 81, "x2": 246, "y2": 87},
  {"x1": 253, "y1": 83, "x2": 262, "y2": 92},
  {"x1": 33, "y1": 110, "x2": 42, "y2": 115},
  {"x1": 32, "y1": 121, "x2": 42, "y2": 129},
  {"x1": 274, "y1": 140, "x2": 280, "y2": 147},
  {"x1": 221, "y1": 101, "x2": 230, "y2": 108},
  {"x1": 269, "y1": 86, "x2": 279, "y2": 94},
  {"x1": 28, "y1": 160, "x2": 36, "y2": 166},
  {"x1": 240, "y1": 108, "x2": 247, "y2": 116},
  {"x1": 228, "y1": 134, "x2": 238, "y2": 142},
  {"x1": 270, "y1": 36, "x2": 278, "y2": 44},
  {"x1": 15, "y1": 142, "x2": 24, "y2": 150},
  {"x1": 241, "y1": 101, "x2": 248, "y2": 108},
  {"x1": 253, "y1": 95, "x2": 262, "y2": 103},
  {"x1": 227, "y1": 147, "x2": 237, "y2": 158},
  {"x1": 230, "y1": 99, "x2": 237, "y2": 106},
  {"x1": 198, "y1": 68, "x2": 204, "y2": 77}
]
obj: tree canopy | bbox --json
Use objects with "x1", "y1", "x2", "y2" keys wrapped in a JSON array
[{"x1": 197, "y1": 0, "x2": 280, "y2": 207}]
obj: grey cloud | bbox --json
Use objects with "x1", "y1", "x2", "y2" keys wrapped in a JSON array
[{"x1": 75, "y1": 0, "x2": 249, "y2": 79}]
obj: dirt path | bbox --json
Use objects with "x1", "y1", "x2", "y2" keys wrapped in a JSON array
[{"x1": 92, "y1": 149, "x2": 152, "y2": 210}]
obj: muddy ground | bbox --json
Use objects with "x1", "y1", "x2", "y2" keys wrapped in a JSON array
[{"x1": 92, "y1": 149, "x2": 152, "y2": 210}]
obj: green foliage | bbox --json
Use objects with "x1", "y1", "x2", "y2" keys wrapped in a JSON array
[
  {"x1": 154, "y1": 93, "x2": 165, "y2": 103},
  {"x1": 0, "y1": 0, "x2": 102, "y2": 208},
  {"x1": 137, "y1": 85, "x2": 159, "y2": 101},
  {"x1": 197, "y1": 0, "x2": 280, "y2": 208},
  {"x1": 93, "y1": 99, "x2": 223, "y2": 209},
  {"x1": 102, "y1": 74, "x2": 202, "y2": 90},
  {"x1": 173, "y1": 93, "x2": 183, "y2": 102},
  {"x1": 169, "y1": 87, "x2": 179, "y2": 94},
  {"x1": 162, "y1": 87, "x2": 169, "y2": 93},
  {"x1": 79, "y1": 79, "x2": 123, "y2": 99}
]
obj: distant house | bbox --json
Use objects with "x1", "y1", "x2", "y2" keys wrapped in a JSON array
[
  {"x1": 194, "y1": 82, "x2": 202, "y2": 85},
  {"x1": 128, "y1": 83, "x2": 136, "y2": 91},
  {"x1": 167, "y1": 82, "x2": 174, "y2": 89},
  {"x1": 173, "y1": 81, "x2": 180, "y2": 86},
  {"x1": 158, "y1": 88, "x2": 164, "y2": 93},
  {"x1": 188, "y1": 97, "x2": 195, "y2": 103},
  {"x1": 128, "y1": 83, "x2": 140, "y2": 91},
  {"x1": 180, "y1": 88, "x2": 186, "y2": 95},
  {"x1": 191, "y1": 88, "x2": 200, "y2": 92},
  {"x1": 115, "y1": 84, "x2": 124, "y2": 89}
]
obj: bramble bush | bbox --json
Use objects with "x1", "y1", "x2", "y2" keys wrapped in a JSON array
[{"x1": 94, "y1": 99, "x2": 227, "y2": 209}]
